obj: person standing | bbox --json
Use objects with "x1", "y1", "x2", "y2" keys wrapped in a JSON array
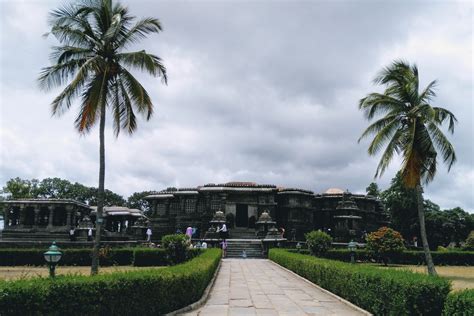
[
  {"x1": 87, "y1": 228, "x2": 93, "y2": 241},
  {"x1": 218, "y1": 223, "x2": 228, "y2": 241},
  {"x1": 185, "y1": 226, "x2": 193, "y2": 239},
  {"x1": 146, "y1": 228, "x2": 152, "y2": 242},
  {"x1": 69, "y1": 227, "x2": 75, "y2": 241},
  {"x1": 221, "y1": 239, "x2": 227, "y2": 258}
]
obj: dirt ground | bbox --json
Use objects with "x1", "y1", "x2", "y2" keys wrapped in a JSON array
[
  {"x1": 0, "y1": 265, "x2": 162, "y2": 281},
  {"x1": 376, "y1": 265, "x2": 474, "y2": 291}
]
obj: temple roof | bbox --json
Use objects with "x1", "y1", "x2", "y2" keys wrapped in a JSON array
[
  {"x1": 90, "y1": 206, "x2": 145, "y2": 217},
  {"x1": 0, "y1": 198, "x2": 90, "y2": 209},
  {"x1": 324, "y1": 188, "x2": 345, "y2": 194}
]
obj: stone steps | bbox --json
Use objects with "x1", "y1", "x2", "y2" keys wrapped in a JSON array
[
  {"x1": 230, "y1": 228, "x2": 256, "y2": 239},
  {"x1": 226, "y1": 239, "x2": 264, "y2": 258}
]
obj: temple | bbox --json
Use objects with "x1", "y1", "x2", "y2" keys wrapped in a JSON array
[
  {"x1": 1, "y1": 182, "x2": 389, "y2": 243},
  {"x1": 145, "y1": 182, "x2": 389, "y2": 241},
  {"x1": 1, "y1": 199, "x2": 148, "y2": 242}
]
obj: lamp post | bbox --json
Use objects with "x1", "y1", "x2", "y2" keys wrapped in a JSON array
[
  {"x1": 44, "y1": 241, "x2": 62, "y2": 278},
  {"x1": 348, "y1": 240, "x2": 357, "y2": 264}
]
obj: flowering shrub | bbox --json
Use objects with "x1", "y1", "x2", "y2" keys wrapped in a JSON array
[
  {"x1": 162, "y1": 234, "x2": 191, "y2": 264},
  {"x1": 305, "y1": 230, "x2": 333, "y2": 255},
  {"x1": 367, "y1": 226, "x2": 405, "y2": 265}
]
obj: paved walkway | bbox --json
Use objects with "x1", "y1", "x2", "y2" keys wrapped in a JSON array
[{"x1": 181, "y1": 259, "x2": 367, "y2": 316}]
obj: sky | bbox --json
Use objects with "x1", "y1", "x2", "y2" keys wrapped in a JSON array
[{"x1": 0, "y1": 0, "x2": 472, "y2": 212}]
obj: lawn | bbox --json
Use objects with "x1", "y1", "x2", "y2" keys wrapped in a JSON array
[
  {"x1": 0, "y1": 265, "x2": 163, "y2": 281},
  {"x1": 373, "y1": 264, "x2": 474, "y2": 291}
]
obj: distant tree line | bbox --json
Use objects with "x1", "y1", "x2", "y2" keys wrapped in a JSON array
[
  {"x1": 367, "y1": 172, "x2": 474, "y2": 249},
  {"x1": 0, "y1": 177, "x2": 152, "y2": 212}
]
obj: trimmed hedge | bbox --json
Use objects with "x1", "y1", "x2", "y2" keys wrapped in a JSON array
[
  {"x1": 0, "y1": 248, "x2": 134, "y2": 266},
  {"x1": 0, "y1": 248, "x2": 221, "y2": 315},
  {"x1": 288, "y1": 248, "x2": 474, "y2": 265},
  {"x1": 0, "y1": 248, "x2": 202, "y2": 267},
  {"x1": 270, "y1": 249, "x2": 451, "y2": 315},
  {"x1": 133, "y1": 248, "x2": 201, "y2": 266},
  {"x1": 443, "y1": 289, "x2": 474, "y2": 316}
]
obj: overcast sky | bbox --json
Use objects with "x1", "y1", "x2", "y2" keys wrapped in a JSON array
[{"x1": 0, "y1": 0, "x2": 472, "y2": 211}]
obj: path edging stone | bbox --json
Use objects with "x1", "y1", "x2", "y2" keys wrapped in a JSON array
[
  {"x1": 164, "y1": 258, "x2": 222, "y2": 316},
  {"x1": 268, "y1": 260, "x2": 372, "y2": 316}
]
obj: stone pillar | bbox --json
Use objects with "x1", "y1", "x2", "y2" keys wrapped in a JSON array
[
  {"x1": 164, "y1": 199, "x2": 170, "y2": 216},
  {"x1": 66, "y1": 206, "x2": 73, "y2": 227},
  {"x1": 34, "y1": 207, "x2": 41, "y2": 226},
  {"x1": 18, "y1": 205, "x2": 26, "y2": 227},
  {"x1": 220, "y1": 193, "x2": 227, "y2": 212},
  {"x1": 47, "y1": 206, "x2": 54, "y2": 228},
  {"x1": 3, "y1": 207, "x2": 10, "y2": 228}
]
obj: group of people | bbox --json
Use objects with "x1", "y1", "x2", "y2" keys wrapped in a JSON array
[{"x1": 68, "y1": 227, "x2": 94, "y2": 241}]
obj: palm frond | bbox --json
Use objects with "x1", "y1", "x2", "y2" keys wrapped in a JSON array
[
  {"x1": 427, "y1": 122, "x2": 456, "y2": 170},
  {"x1": 358, "y1": 113, "x2": 400, "y2": 142},
  {"x1": 117, "y1": 51, "x2": 167, "y2": 83},
  {"x1": 119, "y1": 68, "x2": 153, "y2": 119},
  {"x1": 366, "y1": 117, "x2": 400, "y2": 155},
  {"x1": 433, "y1": 107, "x2": 457, "y2": 133},
  {"x1": 115, "y1": 18, "x2": 163, "y2": 49}
]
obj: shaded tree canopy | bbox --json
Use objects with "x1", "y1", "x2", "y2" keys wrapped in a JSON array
[
  {"x1": 377, "y1": 172, "x2": 474, "y2": 248},
  {"x1": 127, "y1": 191, "x2": 153, "y2": 212},
  {"x1": 1, "y1": 177, "x2": 125, "y2": 206}
]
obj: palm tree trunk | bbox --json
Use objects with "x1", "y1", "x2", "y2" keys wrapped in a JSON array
[
  {"x1": 416, "y1": 184, "x2": 437, "y2": 276},
  {"x1": 91, "y1": 100, "x2": 106, "y2": 276}
]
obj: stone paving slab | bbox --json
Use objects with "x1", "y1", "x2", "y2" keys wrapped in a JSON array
[{"x1": 180, "y1": 259, "x2": 368, "y2": 316}]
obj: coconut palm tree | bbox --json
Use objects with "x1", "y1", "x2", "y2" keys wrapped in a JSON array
[
  {"x1": 358, "y1": 60, "x2": 456, "y2": 275},
  {"x1": 38, "y1": 0, "x2": 167, "y2": 275}
]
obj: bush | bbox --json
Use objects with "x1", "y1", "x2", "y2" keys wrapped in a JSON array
[
  {"x1": 133, "y1": 248, "x2": 168, "y2": 266},
  {"x1": 443, "y1": 289, "x2": 474, "y2": 316},
  {"x1": 162, "y1": 234, "x2": 191, "y2": 265},
  {"x1": 305, "y1": 230, "x2": 332, "y2": 255},
  {"x1": 289, "y1": 248, "x2": 474, "y2": 265},
  {"x1": 367, "y1": 227, "x2": 405, "y2": 265},
  {"x1": 0, "y1": 248, "x2": 134, "y2": 266},
  {"x1": 270, "y1": 249, "x2": 450, "y2": 315},
  {"x1": 133, "y1": 248, "x2": 201, "y2": 266},
  {"x1": 0, "y1": 249, "x2": 221, "y2": 315},
  {"x1": 464, "y1": 231, "x2": 474, "y2": 251}
]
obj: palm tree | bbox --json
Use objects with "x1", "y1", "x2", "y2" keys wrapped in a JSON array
[
  {"x1": 38, "y1": 0, "x2": 167, "y2": 275},
  {"x1": 358, "y1": 60, "x2": 456, "y2": 275}
]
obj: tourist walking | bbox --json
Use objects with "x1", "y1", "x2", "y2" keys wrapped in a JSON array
[{"x1": 146, "y1": 227, "x2": 152, "y2": 242}]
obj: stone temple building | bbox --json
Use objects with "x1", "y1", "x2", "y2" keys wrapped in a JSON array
[
  {"x1": 1, "y1": 199, "x2": 148, "y2": 242},
  {"x1": 145, "y1": 182, "x2": 388, "y2": 241}
]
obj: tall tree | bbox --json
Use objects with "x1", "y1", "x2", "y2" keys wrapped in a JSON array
[
  {"x1": 365, "y1": 182, "x2": 380, "y2": 197},
  {"x1": 39, "y1": 0, "x2": 167, "y2": 275},
  {"x1": 358, "y1": 60, "x2": 457, "y2": 275}
]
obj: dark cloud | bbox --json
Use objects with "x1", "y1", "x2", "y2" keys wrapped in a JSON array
[{"x1": 0, "y1": 0, "x2": 472, "y2": 211}]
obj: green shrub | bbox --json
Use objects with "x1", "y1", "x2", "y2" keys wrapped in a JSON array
[
  {"x1": 0, "y1": 248, "x2": 134, "y2": 266},
  {"x1": 0, "y1": 249, "x2": 221, "y2": 315},
  {"x1": 133, "y1": 248, "x2": 168, "y2": 266},
  {"x1": 270, "y1": 249, "x2": 450, "y2": 315},
  {"x1": 464, "y1": 231, "x2": 474, "y2": 251},
  {"x1": 289, "y1": 248, "x2": 474, "y2": 265},
  {"x1": 162, "y1": 234, "x2": 191, "y2": 265},
  {"x1": 367, "y1": 226, "x2": 405, "y2": 265},
  {"x1": 437, "y1": 246, "x2": 449, "y2": 252},
  {"x1": 305, "y1": 230, "x2": 332, "y2": 255},
  {"x1": 443, "y1": 289, "x2": 474, "y2": 316}
]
